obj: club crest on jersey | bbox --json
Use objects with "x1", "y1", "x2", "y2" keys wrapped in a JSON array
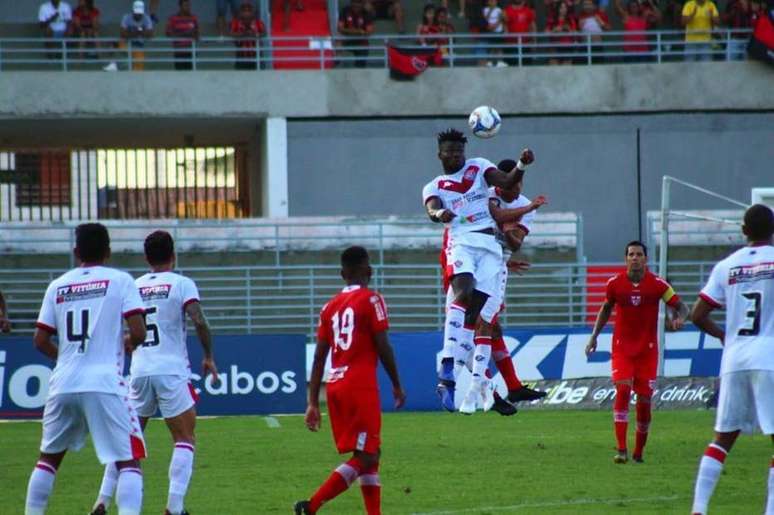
[
  {"x1": 463, "y1": 166, "x2": 478, "y2": 181},
  {"x1": 56, "y1": 280, "x2": 109, "y2": 304},
  {"x1": 140, "y1": 284, "x2": 172, "y2": 301},
  {"x1": 630, "y1": 295, "x2": 641, "y2": 306}
]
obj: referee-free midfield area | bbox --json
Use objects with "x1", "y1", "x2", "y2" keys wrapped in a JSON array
[{"x1": 2, "y1": 410, "x2": 769, "y2": 514}]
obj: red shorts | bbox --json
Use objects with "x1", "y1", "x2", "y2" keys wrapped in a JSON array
[
  {"x1": 326, "y1": 386, "x2": 381, "y2": 455},
  {"x1": 611, "y1": 350, "x2": 657, "y2": 395}
]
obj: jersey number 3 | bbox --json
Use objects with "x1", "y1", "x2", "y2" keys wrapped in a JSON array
[
  {"x1": 332, "y1": 307, "x2": 355, "y2": 351},
  {"x1": 738, "y1": 291, "x2": 762, "y2": 337}
]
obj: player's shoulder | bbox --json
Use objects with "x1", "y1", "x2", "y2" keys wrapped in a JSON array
[{"x1": 467, "y1": 157, "x2": 496, "y2": 172}]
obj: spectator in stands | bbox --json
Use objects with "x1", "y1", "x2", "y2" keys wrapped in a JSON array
[
  {"x1": 434, "y1": 6, "x2": 456, "y2": 57},
  {"x1": 724, "y1": 0, "x2": 756, "y2": 59},
  {"x1": 418, "y1": 3, "x2": 437, "y2": 45},
  {"x1": 577, "y1": 0, "x2": 610, "y2": 62},
  {"x1": 231, "y1": 0, "x2": 265, "y2": 69},
  {"x1": 504, "y1": 0, "x2": 536, "y2": 64},
  {"x1": 483, "y1": 0, "x2": 507, "y2": 66},
  {"x1": 365, "y1": 0, "x2": 405, "y2": 33},
  {"x1": 39, "y1": 0, "x2": 72, "y2": 59},
  {"x1": 614, "y1": 0, "x2": 660, "y2": 61},
  {"x1": 166, "y1": 0, "x2": 200, "y2": 70},
  {"x1": 441, "y1": 0, "x2": 467, "y2": 18},
  {"x1": 118, "y1": 0, "x2": 154, "y2": 71},
  {"x1": 217, "y1": 0, "x2": 240, "y2": 36},
  {"x1": 682, "y1": 0, "x2": 719, "y2": 60},
  {"x1": 546, "y1": 1, "x2": 577, "y2": 64},
  {"x1": 338, "y1": 0, "x2": 374, "y2": 68},
  {"x1": 72, "y1": 0, "x2": 100, "y2": 59}
]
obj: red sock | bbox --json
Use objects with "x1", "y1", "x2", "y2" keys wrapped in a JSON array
[
  {"x1": 309, "y1": 458, "x2": 362, "y2": 512},
  {"x1": 634, "y1": 397, "x2": 652, "y2": 458},
  {"x1": 492, "y1": 336, "x2": 522, "y2": 390},
  {"x1": 359, "y1": 462, "x2": 381, "y2": 515},
  {"x1": 613, "y1": 383, "x2": 632, "y2": 452}
]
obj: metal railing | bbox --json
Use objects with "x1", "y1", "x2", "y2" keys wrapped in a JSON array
[
  {"x1": 0, "y1": 260, "x2": 718, "y2": 340},
  {"x1": 0, "y1": 29, "x2": 753, "y2": 71}
]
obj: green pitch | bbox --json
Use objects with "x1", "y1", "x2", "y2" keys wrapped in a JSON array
[{"x1": 2, "y1": 410, "x2": 771, "y2": 514}]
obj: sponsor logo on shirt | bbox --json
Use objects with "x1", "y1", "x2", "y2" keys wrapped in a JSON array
[
  {"x1": 728, "y1": 261, "x2": 774, "y2": 284},
  {"x1": 140, "y1": 284, "x2": 172, "y2": 301},
  {"x1": 56, "y1": 280, "x2": 109, "y2": 304},
  {"x1": 630, "y1": 295, "x2": 641, "y2": 306}
]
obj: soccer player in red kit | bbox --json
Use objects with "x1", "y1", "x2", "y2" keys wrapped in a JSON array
[
  {"x1": 295, "y1": 246, "x2": 405, "y2": 515},
  {"x1": 586, "y1": 240, "x2": 689, "y2": 464}
]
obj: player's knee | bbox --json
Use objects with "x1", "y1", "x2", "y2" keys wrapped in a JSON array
[
  {"x1": 116, "y1": 459, "x2": 141, "y2": 470},
  {"x1": 354, "y1": 451, "x2": 379, "y2": 470}
]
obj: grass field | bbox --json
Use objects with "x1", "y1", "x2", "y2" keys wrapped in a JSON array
[{"x1": 2, "y1": 410, "x2": 772, "y2": 514}]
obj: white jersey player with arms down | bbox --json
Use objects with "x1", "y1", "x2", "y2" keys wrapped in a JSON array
[
  {"x1": 93, "y1": 230, "x2": 218, "y2": 515},
  {"x1": 25, "y1": 223, "x2": 147, "y2": 515},
  {"x1": 690, "y1": 204, "x2": 774, "y2": 515},
  {"x1": 422, "y1": 127, "x2": 534, "y2": 415}
]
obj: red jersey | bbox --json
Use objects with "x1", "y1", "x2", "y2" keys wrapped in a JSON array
[
  {"x1": 317, "y1": 285, "x2": 389, "y2": 391},
  {"x1": 166, "y1": 14, "x2": 199, "y2": 48},
  {"x1": 504, "y1": 5, "x2": 535, "y2": 34},
  {"x1": 606, "y1": 270, "x2": 680, "y2": 357},
  {"x1": 231, "y1": 17, "x2": 265, "y2": 56},
  {"x1": 623, "y1": 16, "x2": 649, "y2": 53},
  {"x1": 73, "y1": 6, "x2": 99, "y2": 29}
]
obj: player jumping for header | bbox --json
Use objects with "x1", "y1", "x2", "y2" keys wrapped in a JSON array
[{"x1": 586, "y1": 240, "x2": 689, "y2": 464}]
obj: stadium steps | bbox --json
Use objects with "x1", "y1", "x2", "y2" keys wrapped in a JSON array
[{"x1": 270, "y1": 0, "x2": 333, "y2": 70}]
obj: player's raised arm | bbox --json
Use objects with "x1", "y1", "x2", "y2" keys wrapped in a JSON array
[
  {"x1": 185, "y1": 301, "x2": 218, "y2": 382},
  {"x1": 484, "y1": 148, "x2": 534, "y2": 189},
  {"x1": 586, "y1": 299, "x2": 614, "y2": 356},
  {"x1": 488, "y1": 195, "x2": 546, "y2": 225},
  {"x1": 374, "y1": 331, "x2": 406, "y2": 409},
  {"x1": 306, "y1": 337, "x2": 330, "y2": 432},
  {"x1": 690, "y1": 297, "x2": 725, "y2": 344}
]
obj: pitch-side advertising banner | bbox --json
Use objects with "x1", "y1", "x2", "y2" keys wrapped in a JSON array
[{"x1": 0, "y1": 335, "x2": 306, "y2": 419}]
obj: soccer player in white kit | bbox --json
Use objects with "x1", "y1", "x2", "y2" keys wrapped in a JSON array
[
  {"x1": 690, "y1": 204, "x2": 774, "y2": 515},
  {"x1": 422, "y1": 128, "x2": 534, "y2": 415},
  {"x1": 25, "y1": 223, "x2": 147, "y2": 515},
  {"x1": 92, "y1": 230, "x2": 218, "y2": 515}
]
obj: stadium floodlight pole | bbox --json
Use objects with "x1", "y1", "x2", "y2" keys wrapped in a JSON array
[{"x1": 657, "y1": 175, "x2": 671, "y2": 378}]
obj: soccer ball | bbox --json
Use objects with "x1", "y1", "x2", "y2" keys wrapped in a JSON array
[{"x1": 468, "y1": 106, "x2": 501, "y2": 139}]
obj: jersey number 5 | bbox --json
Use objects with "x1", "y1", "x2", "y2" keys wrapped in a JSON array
[
  {"x1": 143, "y1": 306, "x2": 161, "y2": 347},
  {"x1": 738, "y1": 291, "x2": 762, "y2": 337},
  {"x1": 66, "y1": 308, "x2": 90, "y2": 353},
  {"x1": 332, "y1": 307, "x2": 355, "y2": 351}
]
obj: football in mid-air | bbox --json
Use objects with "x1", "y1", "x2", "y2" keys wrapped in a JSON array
[{"x1": 468, "y1": 106, "x2": 501, "y2": 139}]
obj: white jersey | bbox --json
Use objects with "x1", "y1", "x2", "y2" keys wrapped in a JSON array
[
  {"x1": 422, "y1": 157, "x2": 499, "y2": 240},
  {"x1": 700, "y1": 244, "x2": 774, "y2": 375},
  {"x1": 130, "y1": 271, "x2": 200, "y2": 378},
  {"x1": 490, "y1": 189, "x2": 535, "y2": 261},
  {"x1": 36, "y1": 266, "x2": 145, "y2": 397}
]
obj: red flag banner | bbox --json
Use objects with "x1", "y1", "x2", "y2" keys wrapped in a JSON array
[{"x1": 387, "y1": 45, "x2": 442, "y2": 80}]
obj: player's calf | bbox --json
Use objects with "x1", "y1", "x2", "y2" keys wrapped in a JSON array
[
  {"x1": 115, "y1": 460, "x2": 143, "y2": 515},
  {"x1": 25, "y1": 453, "x2": 63, "y2": 515}
]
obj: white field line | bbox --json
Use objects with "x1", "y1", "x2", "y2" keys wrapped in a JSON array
[
  {"x1": 411, "y1": 494, "x2": 683, "y2": 514},
  {"x1": 264, "y1": 416, "x2": 281, "y2": 428}
]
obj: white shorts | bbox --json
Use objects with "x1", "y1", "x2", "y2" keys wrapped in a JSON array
[
  {"x1": 715, "y1": 370, "x2": 774, "y2": 435},
  {"x1": 480, "y1": 261, "x2": 508, "y2": 324},
  {"x1": 130, "y1": 375, "x2": 198, "y2": 419},
  {"x1": 448, "y1": 234, "x2": 502, "y2": 297},
  {"x1": 40, "y1": 392, "x2": 146, "y2": 464}
]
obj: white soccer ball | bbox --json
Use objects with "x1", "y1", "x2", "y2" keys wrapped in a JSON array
[{"x1": 468, "y1": 106, "x2": 502, "y2": 139}]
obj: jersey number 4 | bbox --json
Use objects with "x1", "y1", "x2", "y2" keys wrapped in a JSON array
[
  {"x1": 66, "y1": 308, "x2": 90, "y2": 353},
  {"x1": 738, "y1": 291, "x2": 762, "y2": 337},
  {"x1": 332, "y1": 307, "x2": 355, "y2": 351}
]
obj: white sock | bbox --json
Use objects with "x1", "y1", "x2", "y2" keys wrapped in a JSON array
[
  {"x1": 444, "y1": 303, "x2": 466, "y2": 375},
  {"x1": 692, "y1": 444, "x2": 727, "y2": 514},
  {"x1": 471, "y1": 337, "x2": 492, "y2": 379},
  {"x1": 116, "y1": 467, "x2": 143, "y2": 515},
  {"x1": 167, "y1": 442, "x2": 195, "y2": 514},
  {"x1": 453, "y1": 325, "x2": 475, "y2": 376},
  {"x1": 25, "y1": 461, "x2": 56, "y2": 515},
  {"x1": 766, "y1": 457, "x2": 774, "y2": 515},
  {"x1": 95, "y1": 462, "x2": 118, "y2": 509}
]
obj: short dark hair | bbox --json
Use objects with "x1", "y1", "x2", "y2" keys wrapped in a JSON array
[
  {"x1": 437, "y1": 128, "x2": 467, "y2": 146},
  {"x1": 75, "y1": 223, "x2": 110, "y2": 263},
  {"x1": 497, "y1": 159, "x2": 526, "y2": 183},
  {"x1": 625, "y1": 240, "x2": 647, "y2": 256},
  {"x1": 144, "y1": 230, "x2": 175, "y2": 266},
  {"x1": 744, "y1": 204, "x2": 774, "y2": 241},
  {"x1": 341, "y1": 245, "x2": 370, "y2": 269}
]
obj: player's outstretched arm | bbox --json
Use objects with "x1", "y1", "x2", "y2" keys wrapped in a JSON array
[
  {"x1": 185, "y1": 301, "x2": 219, "y2": 382},
  {"x1": 33, "y1": 327, "x2": 58, "y2": 360},
  {"x1": 306, "y1": 338, "x2": 331, "y2": 431},
  {"x1": 0, "y1": 290, "x2": 10, "y2": 332},
  {"x1": 424, "y1": 197, "x2": 455, "y2": 224},
  {"x1": 125, "y1": 313, "x2": 147, "y2": 351},
  {"x1": 666, "y1": 299, "x2": 690, "y2": 331},
  {"x1": 504, "y1": 226, "x2": 529, "y2": 253},
  {"x1": 690, "y1": 298, "x2": 725, "y2": 344},
  {"x1": 586, "y1": 300, "x2": 614, "y2": 356},
  {"x1": 484, "y1": 148, "x2": 534, "y2": 189},
  {"x1": 489, "y1": 196, "x2": 547, "y2": 225},
  {"x1": 374, "y1": 331, "x2": 406, "y2": 409}
]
